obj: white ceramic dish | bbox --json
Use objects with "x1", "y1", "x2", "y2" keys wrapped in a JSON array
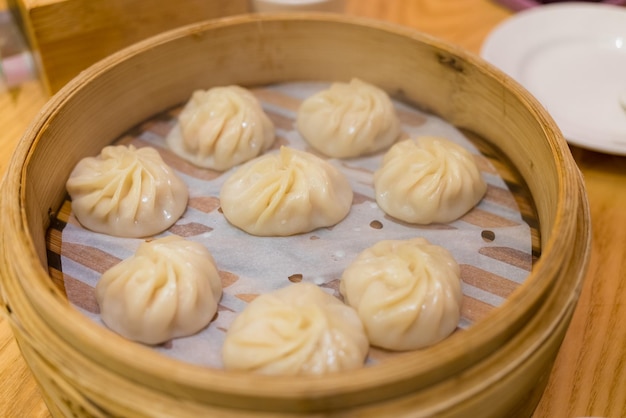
[
  {"x1": 481, "y1": 3, "x2": 626, "y2": 155},
  {"x1": 495, "y1": 0, "x2": 626, "y2": 13}
]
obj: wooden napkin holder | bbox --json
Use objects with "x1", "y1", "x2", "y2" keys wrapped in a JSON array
[{"x1": 8, "y1": 0, "x2": 250, "y2": 94}]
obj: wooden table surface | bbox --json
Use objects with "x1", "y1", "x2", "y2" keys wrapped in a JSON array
[{"x1": 1, "y1": 0, "x2": 625, "y2": 417}]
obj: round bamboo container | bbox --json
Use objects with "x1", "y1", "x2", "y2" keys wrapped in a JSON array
[{"x1": 0, "y1": 14, "x2": 590, "y2": 417}]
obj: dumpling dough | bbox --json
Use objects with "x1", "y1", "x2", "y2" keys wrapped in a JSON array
[
  {"x1": 66, "y1": 145, "x2": 188, "y2": 238},
  {"x1": 219, "y1": 146, "x2": 353, "y2": 236},
  {"x1": 96, "y1": 236, "x2": 223, "y2": 345},
  {"x1": 222, "y1": 282, "x2": 368, "y2": 375},
  {"x1": 340, "y1": 238, "x2": 462, "y2": 351},
  {"x1": 166, "y1": 85, "x2": 275, "y2": 171},
  {"x1": 296, "y1": 78, "x2": 401, "y2": 158},
  {"x1": 374, "y1": 136, "x2": 487, "y2": 224}
]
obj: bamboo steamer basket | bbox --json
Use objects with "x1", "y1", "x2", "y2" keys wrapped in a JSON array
[{"x1": 0, "y1": 14, "x2": 590, "y2": 417}]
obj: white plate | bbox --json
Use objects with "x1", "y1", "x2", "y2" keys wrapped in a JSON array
[{"x1": 481, "y1": 3, "x2": 626, "y2": 155}]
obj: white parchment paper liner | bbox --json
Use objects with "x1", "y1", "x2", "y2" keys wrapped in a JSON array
[{"x1": 56, "y1": 82, "x2": 532, "y2": 368}]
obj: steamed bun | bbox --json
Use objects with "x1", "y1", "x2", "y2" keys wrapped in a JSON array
[
  {"x1": 96, "y1": 236, "x2": 223, "y2": 345},
  {"x1": 222, "y1": 283, "x2": 369, "y2": 375},
  {"x1": 340, "y1": 238, "x2": 462, "y2": 351},
  {"x1": 219, "y1": 146, "x2": 353, "y2": 236},
  {"x1": 296, "y1": 78, "x2": 401, "y2": 158},
  {"x1": 166, "y1": 85, "x2": 275, "y2": 171},
  {"x1": 374, "y1": 136, "x2": 487, "y2": 224},
  {"x1": 66, "y1": 145, "x2": 188, "y2": 238}
]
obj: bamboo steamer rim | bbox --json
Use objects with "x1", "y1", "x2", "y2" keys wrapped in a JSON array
[{"x1": 1, "y1": 13, "x2": 585, "y2": 407}]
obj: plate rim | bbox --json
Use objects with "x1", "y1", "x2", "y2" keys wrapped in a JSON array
[{"x1": 481, "y1": 2, "x2": 626, "y2": 156}]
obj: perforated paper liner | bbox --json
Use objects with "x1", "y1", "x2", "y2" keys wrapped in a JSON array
[{"x1": 46, "y1": 81, "x2": 537, "y2": 368}]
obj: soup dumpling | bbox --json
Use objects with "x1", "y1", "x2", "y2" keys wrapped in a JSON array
[
  {"x1": 96, "y1": 236, "x2": 223, "y2": 345},
  {"x1": 374, "y1": 136, "x2": 487, "y2": 224},
  {"x1": 296, "y1": 78, "x2": 400, "y2": 158},
  {"x1": 220, "y1": 146, "x2": 353, "y2": 236},
  {"x1": 222, "y1": 282, "x2": 368, "y2": 375},
  {"x1": 166, "y1": 85, "x2": 275, "y2": 171},
  {"x1": 66, "y1": 144, "x2": 188, "y2": 238},
  {"x1": 340, "y1": 238, "x2": 462, "y2": 351}
]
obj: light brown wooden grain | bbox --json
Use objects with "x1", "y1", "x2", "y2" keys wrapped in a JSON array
[
  {"x1": 0, "y1": 0, "x2": 621, "y2": 417},
  {"x1": 9, "y1": 0, "x2": 249, "y2": 93},
  {"x1": 344, "y1": 0, "x2": 510, "y2": 53},
  {"x1": 0, "y1": 2, "x2": 49, "y2": 414},
  {"x1": 0, "y1": 316, "x2": 49, "y2": 417},
  {"x1": 533, "y1": 149, "x2": 626, "y2": 418}
]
